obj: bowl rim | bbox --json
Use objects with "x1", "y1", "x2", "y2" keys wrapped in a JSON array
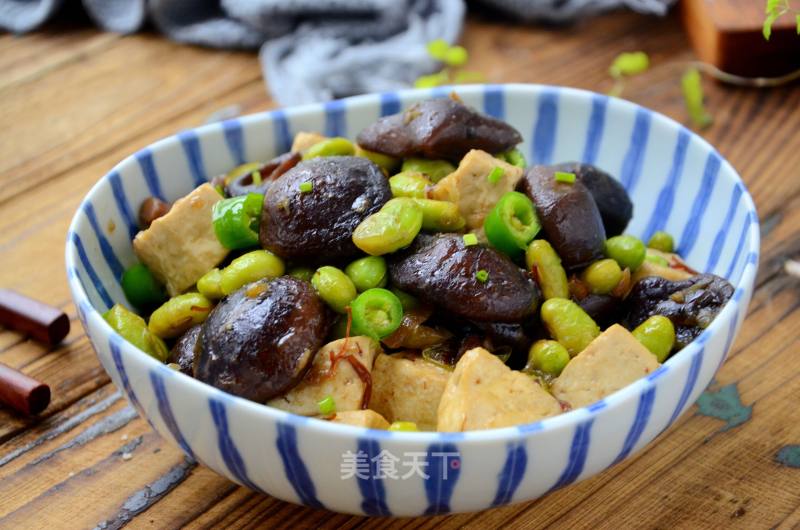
[{"x1": 65, "y1": 83, "x2": 760, "y2": 444}]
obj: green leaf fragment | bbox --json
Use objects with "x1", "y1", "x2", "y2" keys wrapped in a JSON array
[
  {"x1": 681, "y1": 68, "x2": 713, "y2": 129},
  {"x1": 609, "y1": 51, "x2": 650, "y2": 78}
]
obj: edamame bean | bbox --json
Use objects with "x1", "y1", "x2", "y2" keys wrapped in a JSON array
[
  {"x1": 197, "y1": 268, "x2": 224, "y2": 300},
  {"x1": 302, "y1": 137, "x2": 355, "y2": 160},
  {"x1": 413, "y1": 198, "x2": 466, "y2": 232},
  {"x1": 352, "y1": 198, "x2": 423, "y2": 256},
  {"x1": 345, "y1": 256, "x2": 388, "y2": 292},
  {"x1": 311, "y1": 266, "x2": 358, "y2": 313},
  {"x1": 103, "y1": 304, "x2": 169, "y2": 362},
  {"x1": 148, "y1": 293, "x2": 214, "y2": 339},
  {"x1": 401, "y1": 158, "x2": 455, "y2": 183},
  {"x1": 220, "y1": 250, "x2": 285, "y2": 295},
  {"x1": 525, "y1": 240, "x2": 570, "y2": 300},
  {"x1": 389, "y1": 171, "x2": 430, "y2": 198},
  {"x1": 632, "y1": 315, "x2": 675, "y2": 362},
  {"x1": 288, "y1": 266, "x2": 314, "y2": 282},
  {"x1": 647, "y1": 231, "x2": 675, "y2": 253},
  {"x1": 604, "y1": 235, "x2": 646, "y2": 271},
  {"x1": 581, "y1": 259, "x2": 623, "y2": 295},
  {"x1": 526, "y1": 340, "x2": 570, "y2": 376},
  {"x1": 540, "y1": 298, "x2": 600, "y2": 356},
  {"x1": 355, "y1": 145, "x2": 399, "y2": 173}
]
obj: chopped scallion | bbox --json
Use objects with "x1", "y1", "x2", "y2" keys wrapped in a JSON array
[
  {"x1": 299, "y1": 181, "x2": 313, "y2": 193},
  {"x1": 476, "y1": 269, "x2": 489, "y2": 283},
  {"x1": 318, "y1": 395, "x2": 336, "y2": 415},
  {"x1": 462, "y1": 233, "x2": 478, "y2": 246},
  {"x1": 487, "y1": 166, "x2": 504, "y2": 185},
  {"x1": 554, "y1": 171, "x2": 576, "y2": 184}
]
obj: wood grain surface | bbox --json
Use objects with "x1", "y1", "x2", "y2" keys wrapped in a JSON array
[{"x1": 1, "y1": 10, "x2": 800, "y2": 530}]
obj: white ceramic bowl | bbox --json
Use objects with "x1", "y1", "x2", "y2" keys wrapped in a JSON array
[{"x1": 65, "y1": 84, "x2": 759, "y2": 516}]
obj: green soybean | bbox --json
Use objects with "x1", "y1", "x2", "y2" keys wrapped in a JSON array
[
  {"x1": 312, "y1": 266, "x2": 358, "y2": 313},
  {"x1": 197, "y1": 268, "x2": 224, "y2": 300},
  {"x1": 288, "y1": 266, "x2": 315, "y2": 282},
  {"x1": 526, "y1": 340, "x2": 570, "y2": 376},
  {"x1": 525, "y1": 240, "x2": 570, "y2": 300},
  {"x1": 302, "y1": 137, "x2": 355, "y2": 160},
  {"x1": 632, "y1": 315, "x2": 676, "y2": 362},
  {"x1": 103, "y1": 304, "x2": 169, "y2": 362},
  {"x1": 581, "y1": 259, "x2": 623, "y2": 295},
  {"x1": 121, "y1": 263, "x2": 167, "y2": 310},
  {"x1": 220, "y1": 250, "x2": 285, "y2": 295},
  {"x1": 345, "y1": 256, "x2": 388, "y2": 292},
  {"x1": 389, "y1": 171, "x2": 431, "y2": 198},
  {"x1": 647, "y1": 231, "x2": 675, "y2": 253},
  {"x1": 148, "y1": 293, "x2": 213, "y2": 339},
  {"x1": 604, "y1": 235, "x2": 646, "y2": 271},
  {"x1": 540, "y1": 298, "x2": 600, "y2": 357},
  {"x1": 401, "y1": 158, "x2": 455, "y2": 183},
  {"x1": 412, "y1": 198, "x2": 466, "y2": 232},
  {"x1": 355, "y1": 145, "x2": 400, "y2": 173},
  {"x1": 352, "y1": 198, "x2": 423, "y2": 256}
]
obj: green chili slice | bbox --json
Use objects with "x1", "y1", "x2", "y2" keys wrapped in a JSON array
[
  {"x1": 350, "y1": 288, "x2": 403, "y2": 340},
  {"x1": 211, "y1": 192, "x2": 264, "y2": 250},
  {"x1": 483, "y1": 191, "x2": 541, "y2": 256}
]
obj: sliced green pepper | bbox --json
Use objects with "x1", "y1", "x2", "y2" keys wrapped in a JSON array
[
  {"x1": 212, "y1": 193, "x2": 264, "y2": 250},
  {"x1": 350, "y1": 288, "x2": 403, "y2": 340},
  {"x1": 483, "y1": 191, "x2": 541, "y2": 256}
]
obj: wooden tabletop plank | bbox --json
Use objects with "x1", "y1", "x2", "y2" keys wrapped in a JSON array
[{"x1": 1, "y1": 10, "x2": 799, "y2": 529}]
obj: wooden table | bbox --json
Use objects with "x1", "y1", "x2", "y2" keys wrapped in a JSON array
[{"x1": 1, "y1": 9, "x2": 799, "y2": 529}]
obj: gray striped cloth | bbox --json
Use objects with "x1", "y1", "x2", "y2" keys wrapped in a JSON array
[{"x1": 0, "y1": 0, "x2": 674, "y2": 105}]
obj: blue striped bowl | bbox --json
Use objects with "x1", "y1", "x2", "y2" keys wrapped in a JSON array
[{"x1": 66, "y1": 84, "x2": 759, "y2": 516}]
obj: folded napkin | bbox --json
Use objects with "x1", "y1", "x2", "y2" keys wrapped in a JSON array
[{"x1": 0, "y1": 0, "x2": 674, "y2": 105}]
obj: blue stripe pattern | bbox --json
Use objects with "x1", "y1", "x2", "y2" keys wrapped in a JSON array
[
  {"x1": 70, "y1": 231, "x2": 113, "y2": 310},
  {"x1": 324, "y1": 99, "x2": 346, "y2": 137},
  {"x1": 178, "y1": 130, "x2": 207, "y2": 188},
  {"x1": 209, "y1": 398, "x2": 260, "y2": 491},
  {"x1": 222, "y1": 119, "x2": 246, "y2": 165},
  {"x1": 424, "y1": 443, "x2": 461, "y2": 515},
  {"x1": 380, "y1": 92, "x2": 401, "y2": 116},
  {"x1": 135, "y1": 149, "x2": 165, "y2": 201},
  {"x1": 272, "y1": 109, "x2": 292, "y2": 154},
  {"x1": 679, "y1": 152, "x2": 721, "y2": 256},
  {"x1": 150, "y1": 370, "x2": 196, "y2": 460},
  {"x1": 82, "y1": 202, "x2": 124, "y2": 281},
  {"x1": 705, "y1": 183, "x2": 743, "y2": 273},
  {"x1": 620, "y1": 108, "x2": 651, "y2": 192},
  {"x1": 492, "y1": 442, "x2": 528, "y2": 506},
  {"x1": 531, "y1": 89, "x2": 558, "y2": 164},
  {"x1": 582, "y1": 94, "x2": 607, "y2": 165},
  {"x1": 108, "y1": 170, "x2": 139, "y2": 240},
  {"x1": 669, "y1": 346, "x2": 705, "y2": 424},
  {"x1": 109, "y1": 334, "x2": 142, "y2": 412},
  {"x1": 643, "y1": 128, "x2": 690, "y2": 241},
  {"x1": 356, "y1": 438, "x2": 391, "y2": 516},
  {"x1": 276, "y1": 422, "x2": 325, "y2": 509},
  {"x1": 483, "y1": 85, "x2": 504, "y2": 118},
  {"x1": 549, "y1": 420, "x2": 594, "y2": 492},
  {"x1": 715, "y1": 310, "x2": 740, "y2": 373},
  {"x1": 725, "y1": 212, "x2": 753, "y2": 280},
  {"x1": 613, "y1": 387, "x2": 656, "y2": 464}
]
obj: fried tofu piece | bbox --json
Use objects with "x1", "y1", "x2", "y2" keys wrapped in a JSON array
[
  {"x1": 551, "y1": 324, "x2": 660, "y2": 409},
  {"x1": 291, "y1": 131, "x2": 326, "y2": 153},
  {"x1": 133, "y1": 183, "x2": 228, "y2": 296},
  {"x1": 428, "y1": 149, "x2": 523, "y2": 229},
  {"x1": 268, "y1": 337, "x2": 379, "y2": 416},
  {"x1": 369, "y1": 353, "x2": 451, "y2": 431},
  {"x1": 437, "y1": 347, "x2": 562, "y2": 432},
  {"x1": 330, "y1": 410, "x2": 390, "y2": 429}
]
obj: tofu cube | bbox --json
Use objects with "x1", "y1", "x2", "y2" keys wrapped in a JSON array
[
  {"x1": 551, "y1": 324, "x2": 660, "y2": 409},
  {"x1": 291, "y1": 131, "x2": 326, "y2": 153},
  {"x1": 330, "y1": 410, "x2": 390, "y2": 429},
  {"x1": 369, "y1": 353, "x2": 451, "y2": 431},
  {"x1": 429, "y1": 149, "x2": 523, "y2": 229},
  {"x1": 268, "y1": 336, "x2": 379, "y2": 416},
  {"x1": 437, "y1": 347, "x2": 562, "y2": 432},
  {"x1": 133, "y1": 183, "x2": 228, "y2": 296}
]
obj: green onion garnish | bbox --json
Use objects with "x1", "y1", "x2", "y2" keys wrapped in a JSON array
[
  {"x1": 299, "y1": 181, "x2": 313, "y2": 193},
  {"x1": 318, "y1": 395, "x2": 336, "y2": 415},
  {"x1": 463, "y1": 233, "x2": 478, "y2": 246},
  {"x1": 388, "y1": 421, "x2": 419, "y2": 432},
  {"x1": 476, "y1": 269, "x2": 489, "y2": 283},
  {"x1": 487, "y1": 166, "x2": 504, "y2": 185},
  {"x1": 554, "y1": 171, "x2": 576, "y2": 184},
  {"x1": 681, "y1": 67, "x2": 712, "y2": 129},
  {"x1": 609, "y1": 51, "x2": 650, "y2": 78},
  {"x1": 252, "y1": 170, "x2": 262, "y2": 185}
]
